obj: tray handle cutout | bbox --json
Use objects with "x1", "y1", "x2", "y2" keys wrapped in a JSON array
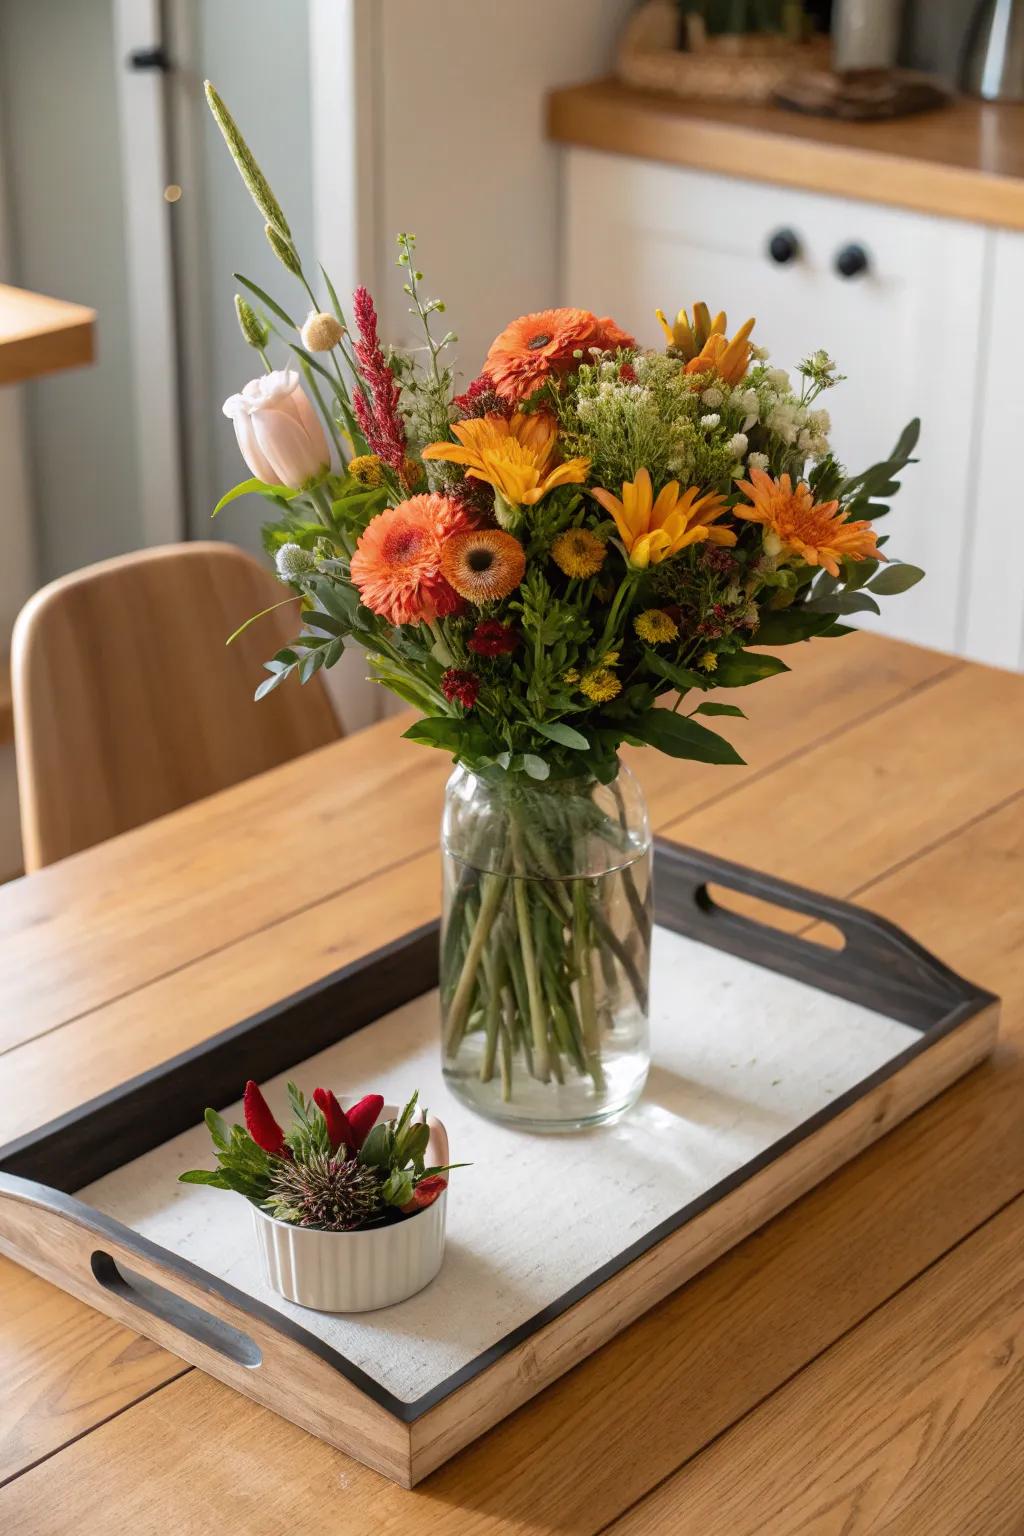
[
  {"x1": 91, "y1": 1250, "x2": 263, "y2": 1368},
  {"x1": 700, "y1": 882, "x2": 846, "y2": 951}
]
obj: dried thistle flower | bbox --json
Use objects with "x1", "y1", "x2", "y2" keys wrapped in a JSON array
[{"x1": 265, "y1": 1150, "x2": 382, "y2": 1231}]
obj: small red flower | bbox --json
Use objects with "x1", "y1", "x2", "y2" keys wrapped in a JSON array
[
  {"x1": 441, "y1": 668, "x2": 480, "y2": 709},
  {"x1": 313, "y1": 1087, "x2": 355, "y2": 1153},
  {"x1": 243, "y1": 1080, "x2": 289, "y2": 1158},
  {"x1": 467, "y1": 620, "x2": 519, "y2": 658},
  {"x1": 346, "y1": 1094, "x2": 384, "y2": 1151},
  {"x1": 453, "y1": 373, "x2": 512, "y2": 420},
  {"x1": 400, "y1": 1175, "x2": 447, "y2": 1214},
  {"x1": 619, "y1": 361, "x2": 638, "y2": 383}
]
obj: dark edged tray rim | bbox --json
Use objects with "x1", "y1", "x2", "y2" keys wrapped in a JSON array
[{"x1": 0, "y1": 840, "x2": 997, "y2": 1425}]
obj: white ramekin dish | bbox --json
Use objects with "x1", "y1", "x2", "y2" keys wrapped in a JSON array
[{"x1": 251, "y1": 1106, "x2": 448, "y2": 1313}]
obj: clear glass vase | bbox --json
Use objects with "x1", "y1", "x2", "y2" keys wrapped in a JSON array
[{"x1": 440, "y1": 760, "x2": 652, "y2": 1130}]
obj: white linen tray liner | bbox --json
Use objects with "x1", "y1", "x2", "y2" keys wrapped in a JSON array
[{"x1": 79, "y1": 925, "x2": 917, "y2": 1404}]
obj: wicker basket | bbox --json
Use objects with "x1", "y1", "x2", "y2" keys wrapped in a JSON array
[{"x1": 618, "y1": 0, "x2": 830, "y2": 105}]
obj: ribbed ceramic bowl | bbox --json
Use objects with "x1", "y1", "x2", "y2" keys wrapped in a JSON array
[{"x1": 251, "y1": 1107, "x2": 449, "y2": 1313}]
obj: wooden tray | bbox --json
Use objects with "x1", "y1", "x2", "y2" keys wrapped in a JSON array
[{"x1": 0, "y1": 842, "x2": 998, "y2": 1488}]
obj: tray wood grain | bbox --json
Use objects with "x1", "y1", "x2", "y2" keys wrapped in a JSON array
[{"x1": 0, "y1": 843, "x2": 998, "y2": 1487}]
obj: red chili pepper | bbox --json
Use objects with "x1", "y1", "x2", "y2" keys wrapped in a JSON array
[
  {"x1": 400, "y1": 1175, "x2": 447, "y2": 1215},
  {"x1": 346, "y1": 1094, "x2": 384, "y2": 1152},
  {"x1": 243, "y1": 1080, "x2": 288, "y2": 1158},
  {"x1": 312, "y1": 1087, "x2": 355, "y2": 1153}
]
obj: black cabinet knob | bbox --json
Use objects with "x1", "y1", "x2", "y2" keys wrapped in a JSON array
[
  {"x1": 767, "y1": 228, "x2": 800, "y2": 264},
  {"x1": 835, "y1": 243, "x2": 869, "y2": 279}
]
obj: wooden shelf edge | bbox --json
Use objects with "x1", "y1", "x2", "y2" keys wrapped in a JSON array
[
  {"x1": 0, "y1": 284, "x2": 96, "y2": 386},
  {"x1": 547, "y1": 80, "x2": 1024, "y2": 231}
]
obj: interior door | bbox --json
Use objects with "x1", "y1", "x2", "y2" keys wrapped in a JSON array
[{"x1": 563, "y1": 150, "x2": 988, "y2": 656}]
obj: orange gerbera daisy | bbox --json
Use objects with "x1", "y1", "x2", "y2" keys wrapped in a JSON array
[
  {"x1": 484, "y1": 308, "x2": 636, "y2": 403},
  {"x1": 441, "y1": 529, "x2": 526, "y2": 604},
  {"x1": 656, "y1": 302, "x2": 756, "y2": 388},
  {"x1": 591, "y1": 468, "x2": 736, "y2": 569},
  {"x1": 350, "y1": 493, "x2": 471, "y2": 626},
  {"x1": 423, "y1": 412, "x2": 589, "y2": 510},
  {"x1": 735, "y1": 467, "x2": 884, "y2": 577}
]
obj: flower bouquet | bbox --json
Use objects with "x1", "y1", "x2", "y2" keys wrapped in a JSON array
[
  {"x1": 205, "y1": 84, "x2": 923, "y2": 1130},
  {"x1": 182, "y1": 1082, "x2": 456, "y2": 1311}
]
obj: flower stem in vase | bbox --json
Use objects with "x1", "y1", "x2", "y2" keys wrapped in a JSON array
[
  {"x1": 443, "y1": 857, "x2": 509, "y2": 1058},
  {"x1": 510, "y1": 820, "x2": 551, "y2": 1083},
  {"x1": 573, "y1": 878, "x2": 606, "y2": 1091}
]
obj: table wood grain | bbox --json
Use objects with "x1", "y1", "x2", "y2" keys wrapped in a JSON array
[{"x1": 1, "y1": 633, "x2": 1021, "y2": 1533}]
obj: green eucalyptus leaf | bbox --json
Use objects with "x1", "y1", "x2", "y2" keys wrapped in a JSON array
[
  {"x1": 522, "y1": 753, "x2": 551, "y2": 780},
  {"x1": 753, "y1": 609, "x2": 839, "y2": 645},
  {"x1": 534, "y1": 721, "x2": 589, "y2": 751},
  {"x1": 804, "y1": 591, "x2": 881, "y2": 616},
  {"x1": 645, "y1": 653, "x2": 708, "y2": 692},
  {"x1": 712, "y1": 651, "x2": 790, "y2": 687},
  {"x1": 693, "y1": 702, "x2": 746, "y2": 718},
  {"x1": 629, "y1": 708, "x2": 744, "y2": 765},
  {"x1": 867, "y1": 562, "x2": 925, "y2": 595}
]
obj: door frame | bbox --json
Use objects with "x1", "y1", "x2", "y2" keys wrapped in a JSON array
[{"x1": 112, "y1": 0, "x2": 185, "y2": 547}]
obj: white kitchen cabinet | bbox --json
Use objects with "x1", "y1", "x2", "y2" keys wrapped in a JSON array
[
  {"x1": 961, "y1": 229, "x2": 1024, "y2": 671},
  {"x1": 562, "y1": 148, "x2": 990, "y2": 658}
]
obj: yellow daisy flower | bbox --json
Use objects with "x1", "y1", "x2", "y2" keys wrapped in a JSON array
[
  {"x1": 699, "y1": 651, "x2": 718, "y2": 672},
  {"x1": 634, "y1": 609, "x2": 679, "y2": 645},
  {"x1": 580, "y1": 667, "x2": 621, "y2": 703},
  {"x1": 349, "y1": 454, "x2": 384, "y2": 487},
  {"x1": 550, "y1": 527, "x2": 606, "y2": 578}
]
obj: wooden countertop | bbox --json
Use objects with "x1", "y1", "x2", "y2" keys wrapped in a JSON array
[
  {"x1": 0, "y1": 282, "x2": 95, "y2": 386},
  {"x1": 2, "y1": 632, "x2": 1024, "y2": 1530},
  {"x1": 548, "y1": 79, "x2": 1024, "y2": 229}
]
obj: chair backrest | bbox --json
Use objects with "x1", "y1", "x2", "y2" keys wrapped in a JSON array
[{"x1": 12, "y1": 541, "x2": 341, "y2": 870}]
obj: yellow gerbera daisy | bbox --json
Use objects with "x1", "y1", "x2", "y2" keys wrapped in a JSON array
[
  {"x1": 634, "y1": 609, "x2": 679, "y2": 645},
  {"x1": 550, "y1": 527, "x2": 606, "y2": 578},
  {"x1": 591, "y1": 468, "x2": 736, "y2": 569},
  {"x1": 735, "y1": 466, "x2": 883, "y2": 579},
  {"x1": 655, "y1": 302, "x2": 756, "y2": 388},
  {"x1": 422, "y1": 412, "x2": 589, "y2": 508}
]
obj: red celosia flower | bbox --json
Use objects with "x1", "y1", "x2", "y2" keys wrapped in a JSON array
[
  {"x1": 351, "y1": 285, "x2": 407, "y2": 473},
  {"x1": 467, "y1": 619, "x2": 519, "y2": 657},
  {"x1": 346, "y1": 1094, "x2": 384, "y2": 1151},
  {"x1": 243, "y1": 1080, "x2": 289, "y2": 1158},
  {"x1": 619, "y1": 361, "x2": 637, "y2": 383},
  {"x1": 400, "y1": 1175, "x2": 447, "y2": 1214},
  {"x1": 441, "y1": 668, "x2": 480, "y2": 709},
  {"x1": 453, "y1": 373, "x2": 512, "y2": 420},
  {"x1": 312, "y1": 1087, "x2": 355, "y2": 1153}
]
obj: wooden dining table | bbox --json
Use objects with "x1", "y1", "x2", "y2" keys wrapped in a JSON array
[{"x1": 1, "y1": 629, "x2": 1022, "y2": 1534}]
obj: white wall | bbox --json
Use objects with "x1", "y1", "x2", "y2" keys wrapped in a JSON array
[
  {"x1": 355, "y1": 0, "x2": 635, "y2": 384},
  {"x1": 0, "y1": 0, "x2": 142, "y2": 582}
]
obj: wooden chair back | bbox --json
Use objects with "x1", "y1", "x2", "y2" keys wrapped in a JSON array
[{"x1": 12, "y1": 541, "x2": 341, "y2": 870}]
